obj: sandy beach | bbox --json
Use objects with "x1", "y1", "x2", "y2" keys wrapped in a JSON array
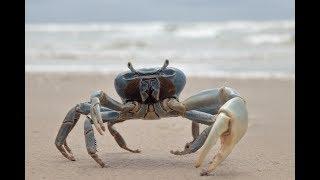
[{"x1": 26, "y1": 73, "x2": 294, "y2": 180}]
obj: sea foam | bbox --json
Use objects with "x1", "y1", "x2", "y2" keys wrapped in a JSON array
[{"x1": 26, "y1": 20, "x2": 295, "y2": 79}]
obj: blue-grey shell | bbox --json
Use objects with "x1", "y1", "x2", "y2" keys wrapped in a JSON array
[{"x1": 114, "y1": 67, "x2": 186, "y2": 103}]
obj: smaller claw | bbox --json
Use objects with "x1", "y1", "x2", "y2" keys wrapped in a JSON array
[{"x1": 90, "y1": 97, "x2": 106, "y2": 135}]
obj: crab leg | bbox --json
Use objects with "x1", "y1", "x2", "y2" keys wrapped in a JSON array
[
  {"x1": 167, "y1": 99, "x2": 216, "y2": 125},
  {"x1": 170, "y1": 126, "x2": 212, "y2": 155},
  {"x1": 55, "y1": 102, "x2": 113, "y2": 161},
  {"x1": 55, "y1": 103, "x2": 90, "y2": 161},
  {"x1": 184, "y1": 110, "x2": 216, "y2": 125},
  {"x1": 169, "y1": 109, "x2": 217, "y2": 155},
  {"x1": 196, "y1": 97, "x2": 248, "y2": 176},
  {"x1": 167, "y1": 99, "x2": 217, "y2": 154},
  {"x1": 107, "y1": 123, "x2": 141, "y2": 153},
  {"x1": 84, "y1": 109, "x2": 141, "y2": 167},
  {"x1": 191, "y1": 122, "x2": 200, "y2": 142},
  {"x1": 101, "y1": 111, "x2": 141, "y2": 153},
  {"x1": 83, "y1": 110, "x2": 118, "y2": 168},
  {"x1": 167, "y1": 98, "x2": 219, "y2": 155},
  {"x1": 84, "y1": 117, "x2": 106, "y2": 167}
]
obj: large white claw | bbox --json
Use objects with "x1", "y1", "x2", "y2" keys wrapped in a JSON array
[
  {"x1": 90, "y1": 97, "x2": 106, "y2": 135},
  {"x1": 195, "y1": 97, "x2": 248, "y2": 175}
]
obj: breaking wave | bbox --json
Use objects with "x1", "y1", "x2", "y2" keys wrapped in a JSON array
[{"x1": 26, "y1": 20, "x2": 295, "y2": 79}]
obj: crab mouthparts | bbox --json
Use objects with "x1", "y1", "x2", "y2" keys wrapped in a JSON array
[{"x1": 139, "y1": 78, "x2": 160, "y2": 103}]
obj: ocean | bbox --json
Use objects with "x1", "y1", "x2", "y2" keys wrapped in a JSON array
[{"x1": 26, "y1": 20, "x2": 294, "y2": 79}]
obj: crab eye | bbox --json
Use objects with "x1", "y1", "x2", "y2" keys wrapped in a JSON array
[
  {"x1": 122, "y1": 72, "x2": 136, "y2": 80},
  {"x1": 160, "y1": 68, "x2": 175, "y2": 77}
]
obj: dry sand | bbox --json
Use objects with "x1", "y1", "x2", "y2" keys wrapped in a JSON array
[{"x1": 26, "y1": 73, "x2": 294, "y2": 180}]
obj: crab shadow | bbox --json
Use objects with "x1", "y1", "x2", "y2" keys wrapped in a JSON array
[
  {"x1": 99, "y1": 153, "x2": 247, "y2": 176},
  {"x1": 96, "y1": 152, "x2": 193, "y2": 170},
  {"x1": 104, "y1": 154, "x2": 247, "y2": 177},
  {"x1": 54, "y1": 152, "x2": 247, "y2": 177}
]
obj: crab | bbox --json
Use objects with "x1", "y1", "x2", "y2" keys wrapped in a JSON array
[{"x1": 55, "y1": 60, "x2": 248, "y2": 176}]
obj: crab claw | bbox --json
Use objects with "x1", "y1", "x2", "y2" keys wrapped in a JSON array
[
  {"x1": 195, "y1": 97, "x2": 248, "y2": 173},
  {"x1": 90, "y1": 97, "x2": 106, "y2": 135}
]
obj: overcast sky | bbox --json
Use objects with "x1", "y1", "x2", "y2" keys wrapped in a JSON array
[{"x1": 26, "y1": 0, "x2": 294, "y2": 23}]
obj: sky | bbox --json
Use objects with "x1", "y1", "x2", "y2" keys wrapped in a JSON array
[{"x1": 26, "y1": 0, "x2": 294, "y2": 23}]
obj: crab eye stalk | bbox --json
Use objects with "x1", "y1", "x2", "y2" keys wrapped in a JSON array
[
  {"x1": 160, "y1": 59, "x2": 169, "y2": 71},
  {"x1": 127, "y1": 62, "x2": 138, "y2": 74}
]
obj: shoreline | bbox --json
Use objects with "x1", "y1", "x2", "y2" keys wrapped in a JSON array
[{"x1": 25, "y1": 71, "x2": 295, "y2": 80}]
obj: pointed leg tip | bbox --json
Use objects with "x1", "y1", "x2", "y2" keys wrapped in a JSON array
[
  {"x1": 58, "y1": 146, "x2": 76, "y2": 161},
  {"x1": 100, "y1": 163, "x2": 110, "y2": 168},
  {"x1": 63, "y1": 153, "x2": 76, "y2": 161},
  {"x1": 170, "y1": 150, "x2": 180, "y2": 155},
  {"x1": 69, "y1": 156, "x2": 76, "y2": 161},
  {"x1": 127, "y1": 148, "x2": 141, "y2": 153},
  {"x1": 200, "y1": 170, "x2": 210, "y2": 176}
]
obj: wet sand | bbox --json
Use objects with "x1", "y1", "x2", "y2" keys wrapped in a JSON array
[{"x1": 26, "y1": 73, "x2": 294, "y2": 180}]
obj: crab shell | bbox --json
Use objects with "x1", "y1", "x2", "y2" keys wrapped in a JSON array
[{"x1": 114, "y1": 66, "x2": 186, "y2": 103}]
